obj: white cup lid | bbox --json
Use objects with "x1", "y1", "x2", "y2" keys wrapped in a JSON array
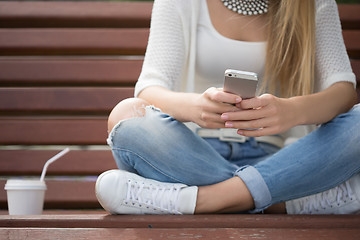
[{"x1": 4, "y1": 179, "x2": 47, "y2": 190}]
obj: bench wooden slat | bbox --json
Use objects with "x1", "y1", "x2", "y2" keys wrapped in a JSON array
[
  {"x1": 0, "y1": 210, "x2": 107, "y2": 215},
  {"x1": 351, "y1": 60, "x2": 360, "y2": 83},
  {"x1": 1, "y1": 214, "x2": 360, "y2": 229},
  {"x1": 0, "y1": 2, "x2": 358, "y2": 30},
  {"x1": 350, "y1": 60, "x2": 360, "y2": 102},
  {"x1": 0, "y1": 180, "x2": 99, "y2": 209},
  {"x1": 1, "y1": 227, "x2": 360, "y2": 240},
  {"x1": 0, "y1": 59, "x2": 142, "y2": 86},
  {"x1": 0, "y1": 29, "x2": 149, "y2": 56},
  {"x1": 0, "y1": 118, "x2": 107, "y2": 145},
  {"x1": 0, "y1": 150, "x2": 116, "y2": 176},
  {"x1": 0, "y1": 59, "x2": 357, "y2": 85},
  {"x1": 0, "y1": 87, "x2": 132, "y2": 114},
  {"x1": 0, "y1": 29, "x2": 357, "y2": 58},
  {"x1": 0, "y1": 2, "x2": 358, "y2": 29},
  {"x1": 0, "y1": 1, "x2": 152, "y2": 28},
  {"x1": 338, "y1": 4, "x2": 360, "y2": 30},
  {"x1": 343, "y1": 30, "x2": 360, "y2": 59}
]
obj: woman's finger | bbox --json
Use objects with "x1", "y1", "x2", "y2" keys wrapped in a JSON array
[
  {"x1": 222, "y1": 104, "x2": 274, "y2": 121},
  {"x1": 205, "y1": 87, "x2": 242, "y2": 105},
  {"x1": 240, "y1": 94, "x2": 273, "y2": 109},
  {"x1": 237, "y1": 127, "x2": 276, "y2": 137},
  {"x1": 225, "y1": 115, "x2": 277, "y2": 130},
  {"x1": 198, "y1": 112, "x2": 226, "y2": 129}
]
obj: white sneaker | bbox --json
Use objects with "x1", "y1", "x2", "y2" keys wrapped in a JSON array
[
  {"x1": 286, "y1": 174, "x2": 360, "y2": 214},
  {"x1": 95, "y1": 169, "x2": 198, "y2": 215}
]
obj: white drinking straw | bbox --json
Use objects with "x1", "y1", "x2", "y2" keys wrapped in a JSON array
[{"x1": 40, "y1": 148, "x2": 70, "y2": 182}]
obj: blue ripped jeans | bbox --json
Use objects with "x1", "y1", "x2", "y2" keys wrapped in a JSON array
[{"x1": 107, "y1": 104, "x2": 360, "y2": 212}]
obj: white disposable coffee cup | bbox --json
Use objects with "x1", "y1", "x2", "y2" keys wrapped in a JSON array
[{"x1": 4, "y1": 179, "x2": 47, "y2": 215}]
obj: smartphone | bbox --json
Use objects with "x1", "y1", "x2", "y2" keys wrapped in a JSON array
[{"x1": 223, "y1": 69, "x2": 258, "y2": 99}]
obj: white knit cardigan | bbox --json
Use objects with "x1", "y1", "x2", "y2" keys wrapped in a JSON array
[
  {"x1": 134, "y1": 0, "x2": 356, "y2": 141},
  {"x1": 135, "y1": 0, "x2": 355, "y2": 97}
]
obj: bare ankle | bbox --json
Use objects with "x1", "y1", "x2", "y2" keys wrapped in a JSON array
[{"x1": 194, "y1": 177, "x2": 255, "y2": 214}]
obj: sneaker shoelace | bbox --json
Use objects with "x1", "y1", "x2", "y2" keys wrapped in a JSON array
[
  {"x1": 300, "y1": 181, "x2": 355, "y2": 214},
  {"x1": 125, "y1": 179, "x2": 182, "y2": 214}
]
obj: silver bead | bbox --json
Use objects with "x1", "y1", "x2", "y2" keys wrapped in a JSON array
[{"x1": 221, "y1": 0, "x2": 268, "y2": 16}]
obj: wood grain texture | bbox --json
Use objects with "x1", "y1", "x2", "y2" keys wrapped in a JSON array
[
  {"x1": 0, "y1": 1, "x2": 152, "y2": 28},
  {"x1": 0, "y1": 59, "x2": 142, "y2": 86},
  {"x1": 0, "y1": 87, "x2": 133, "y2": 114},
  {"x1": 343, "y1": 30, "x2": 360, "y2": 58},
  {"x1": 338, "y1": 4, "x2": 360, "y2": 30},
  {"x1": 1, "y1": 214, "x2": 360, "y2": 229},
  {"x1": 0, "y1": 29, "x2": 149, "y2": 56},
  {"x1": 0, "y1": 150, "x2": 116, "y2": 175},
  {"x1": 1, "y1": 227, "x2": 360, "y2": 240},
  {"x1": 0, "y1": 118, "x2": 108, "y2": 145}
]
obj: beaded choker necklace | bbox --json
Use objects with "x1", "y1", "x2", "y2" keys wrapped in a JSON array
[{"x1": 221, "y1": 0, "x2": 269, "y2": 16}]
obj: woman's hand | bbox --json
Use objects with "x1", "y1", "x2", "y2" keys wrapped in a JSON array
[
  {"x1": 191, "y1": 87, "x2": 241, "y2": 129},
  {"x1": 221, "y1": 94, "x2": 301, "y2": 137},
  {"x1": 139, "y1": 83, "x2": 356, "y2": 134}
]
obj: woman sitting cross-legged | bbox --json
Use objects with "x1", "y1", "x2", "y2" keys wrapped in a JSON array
[{"x1": 95, "y1": 0, "x2": 360, "y2": 215}]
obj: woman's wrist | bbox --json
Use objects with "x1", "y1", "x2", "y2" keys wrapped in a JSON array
[
  {"x1": 168, "y1": 92, "x2": 201, "y2": 123},
  {"x1": 287, "y1": 96, "x2": 308, "y2": 126},
  {"x1": 138, "y1": 87, "x2": 200, "y2": 123},
  {"x1": 287, "y1": 82, "x2": 357, "y2": 126}
]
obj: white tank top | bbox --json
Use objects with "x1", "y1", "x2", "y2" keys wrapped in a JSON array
[{"x1": 195, "y1": 0, "x2": 267, "y2": 94}]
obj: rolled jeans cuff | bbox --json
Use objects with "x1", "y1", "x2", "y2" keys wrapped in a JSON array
[{"x1": 235, "y1": 165, "x2": 272, "y2": 213}]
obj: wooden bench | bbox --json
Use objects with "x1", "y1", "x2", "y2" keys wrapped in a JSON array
[
  {"x1": 0, "y1": 1, "x2": 359, "y2": 239},
  {"x1": 0, "y1": 0, "x2": 152, "y2": 209},
  {"x1": 1, "y1": 214, "x2": 360, "y2": 239}
]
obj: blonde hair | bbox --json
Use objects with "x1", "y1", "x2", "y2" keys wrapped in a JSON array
[{"x1": 260, "y1": 0, "x2": 315, "y2": 98}]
